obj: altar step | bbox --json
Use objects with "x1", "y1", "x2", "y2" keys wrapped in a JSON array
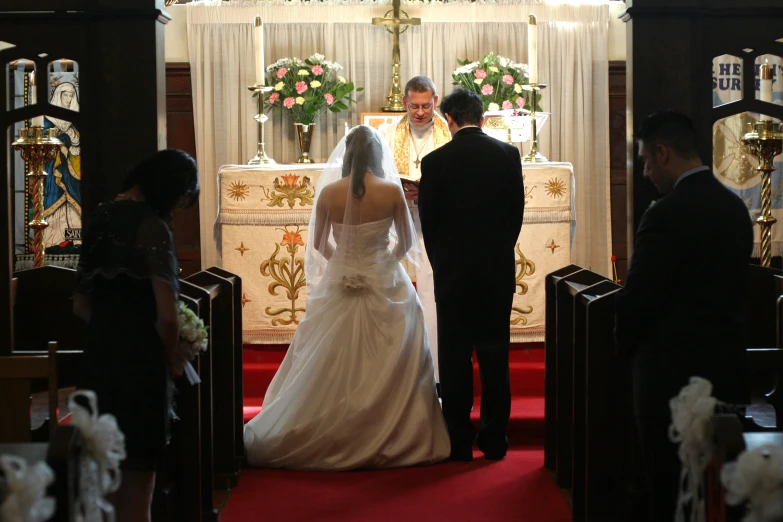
[
  {"x1": 242, "y1": 344, "x2": 546, "y2": 399},
  {"x1": 242, "y1": 343, "x2": 546, "y2": 446}
]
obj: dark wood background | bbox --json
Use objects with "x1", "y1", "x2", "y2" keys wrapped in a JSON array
[{"x1": 165, "y1": 61, "x2": 629, "y2": 280}]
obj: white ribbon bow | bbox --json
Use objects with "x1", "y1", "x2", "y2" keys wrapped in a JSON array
[
  {"x1": 67, "y1": 390, "x2": 127, "y2": 522},
  {"x1": 0, "y1": 455, "x2": 56, "y2": 522},
  {"x1": 342, "y1": 274, "x2": 368, "y2": 292},
  {"x1": 722, "y1": 444, "x2": 783, "y2": 522},
  {"x1": 669, "y1": 376, "x2": 718, "y2": 522}
]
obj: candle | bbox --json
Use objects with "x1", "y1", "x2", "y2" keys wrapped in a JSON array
[
  {"x1": 760, "y1": 60, "x2": 773, "y2": 103},
  {"x1": 760, "y1": 60, "x2": 773, "y2": 121},
  {"x1": 528, "y1": 14, "x2": 537, "y2": 85},
  {"x1": 30, "y1": 70, "x2": 43, "y2": 127},
  {"x1": 254, "y1": 16, "x2": 265, "y2": 87}
]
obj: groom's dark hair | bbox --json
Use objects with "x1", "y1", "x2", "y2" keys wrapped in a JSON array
[{"x1": 440, "y1": 88, "x2": 483, "y2": 128}]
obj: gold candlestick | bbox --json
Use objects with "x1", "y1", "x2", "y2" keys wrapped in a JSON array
[
  {"x1": 742, "y1": 120, "x2": 783, "y2": 267},
  {"x1": 522, "y1": 83, "x2": 548, "y2": 163},
  {"x1": 12, "y1": 127, "x2": 62, "y2": 268},
  {"x1": 248, "y1": 84, "x2": 276, "y2": 165}
]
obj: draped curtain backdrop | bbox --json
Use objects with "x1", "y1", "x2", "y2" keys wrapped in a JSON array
[{"x1": 187, "y1": 0, "x2": 611, "y2": 276}]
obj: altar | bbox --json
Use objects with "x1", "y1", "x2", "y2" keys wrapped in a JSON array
[{"x1": 216, "y1": 161, "x2": 574, "y2": 344}]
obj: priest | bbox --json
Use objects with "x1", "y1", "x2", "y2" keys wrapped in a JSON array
[{"x1": 383, "y1": 75, "x2": 451, "y2": 384}]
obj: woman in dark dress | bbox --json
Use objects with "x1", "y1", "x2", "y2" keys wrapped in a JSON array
[{"x1": 72, "y1": 149, "x2": 199, "y2": 522}]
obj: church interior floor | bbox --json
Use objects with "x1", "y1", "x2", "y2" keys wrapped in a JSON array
[{"x1": 220, "y1": 342, "x2": 568, "y2": 521}]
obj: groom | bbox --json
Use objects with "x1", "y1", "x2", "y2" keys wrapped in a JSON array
[{"x1": 418, "y1": 88, "x2": 524, "y2": 461}]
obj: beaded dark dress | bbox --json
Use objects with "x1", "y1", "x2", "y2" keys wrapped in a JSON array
[{"x1": 74, "y1": 200, "x2": 179, "y2": 470}]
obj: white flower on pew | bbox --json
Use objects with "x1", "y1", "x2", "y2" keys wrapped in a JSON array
[
  {"x1": 721, "y1": 444, "x2": 783, "y2": 522},
  {"x1": 68, "y1": 390, "x2": 126, "y2": 522},
  {"x1": 177, "y1": 301, "x2": 209, "y2": 385},
  {"x1": 0, "y1": 455, "x2": 55, "y2": 522},
  {"x1": 669, "y1": 376, "x2": 719, "y2": 522}
]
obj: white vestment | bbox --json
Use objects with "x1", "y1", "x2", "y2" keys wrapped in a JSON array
[{"x1": 383, "y1": 118, "x2": 443, "y2": 381}]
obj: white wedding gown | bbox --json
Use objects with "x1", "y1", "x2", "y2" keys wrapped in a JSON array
[{"x1": 243, "y1": 216, "x2": 451, "y2": 470}]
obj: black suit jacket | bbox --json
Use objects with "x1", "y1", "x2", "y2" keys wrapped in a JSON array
[
  {"x1": 418, "y1": 127, "x2": 524, "y2": 302},
  {"x1": 615, "y1": 168, "x2": 753, "y2": 416}
]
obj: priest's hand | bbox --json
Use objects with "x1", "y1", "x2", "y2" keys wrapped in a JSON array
[{"x1": 402, "y1": 180, "x2": 419, "y2": 201}]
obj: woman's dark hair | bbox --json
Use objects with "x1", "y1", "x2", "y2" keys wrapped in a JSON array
[
  {"x1": 120, "y1": 149, "x2": 200, "y2": 220},
  {"x1": 341, "y1": 125, "x2": 385, "y2": 199}
]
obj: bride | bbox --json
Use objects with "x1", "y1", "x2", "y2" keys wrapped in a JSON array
[{"x1": 243, "y1": 125, "x2": 450, "y2": 470}]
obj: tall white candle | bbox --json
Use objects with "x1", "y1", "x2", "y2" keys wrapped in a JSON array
[
  {"x1": 30, "y1": 70, "x2": 43, "y2": 127},
  {"x1": 528, "y1": 14, "x2": 538, "y2": 85},
  {"x1": 254, "y1": 16, "x2": 265, "y2": 86},
  {"x1": 760, "y1": 60, "x2": 773, "y2": 103}
]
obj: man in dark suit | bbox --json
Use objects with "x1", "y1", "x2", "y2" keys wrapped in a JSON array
[
  {"x1": 418, "y1": 88, "x2": 524, "y2": 461},
  {"x1": 615, "y1": 110, "x2": 753, "y2": 521}
]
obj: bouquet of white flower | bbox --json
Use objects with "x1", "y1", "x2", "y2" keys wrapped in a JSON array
[{"x1": 177, "y1": 301, "x2": 209, "y2": 385}]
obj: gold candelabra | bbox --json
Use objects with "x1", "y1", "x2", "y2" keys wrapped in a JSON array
[
  {"x1": 522, "y1": 83, "x2": 548, "y2": 163},
  {"x1": 12, "y1": 127, "x2": 62, "y2": 268},
  {"x1": 248, "y1": 84, "x2": 276, "y2": 165},
  {"x1": 741, "y1": 120, "x2": 783, "y2": 268}
]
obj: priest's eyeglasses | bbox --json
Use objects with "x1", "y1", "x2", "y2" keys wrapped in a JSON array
[{"x1": 407, "y1": 102, "x2": 434, "y2": 112}]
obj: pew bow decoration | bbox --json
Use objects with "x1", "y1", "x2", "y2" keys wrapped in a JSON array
[
  {"x1": 669, "y1": 376, "x2": 719, "y2": 522},
  {"x1": 721, "y1": 444, "x2": 783, "y2": 522},
  {"x1": 68, "y1": 390, "x2": 126, "y2": 522},
  {"x1": 0, "y1": 455, "x2": 56, "y2": 522},
  {"x1": 177, "y1": 301, "x2": 209, "y2": 385}
]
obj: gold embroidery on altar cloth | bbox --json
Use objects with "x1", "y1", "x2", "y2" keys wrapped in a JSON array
[
  {"x1": 235, "y1": 242, "x2": 249, "y2": 256},
  {"x1": 524, "y1": 186, "x2": 535, "y2": 201},
  {"x1": 261, "y1": 175, "x2": 314, "y2": 209},
  {"x1": 392, "y1": 114, "x2": 451, "y2": 178},
  {"x1": 545, "y1": 239, "x2": 560, "y2": 254},
  {"x1": 242, "y1": 293, "x2": 252, "y2": 308},
  {"x1": 259, "y1": 226, "x2": 307, "y2": 326},
  {"x1": 545, "y1": 177, "x2": 566, "y2": 198},
  {"x1": 512, "y1": 243, "x2": 535, "y2": 325},
  {"x1": 228, "y1": 181, "x2": 249, "y2": 201}
]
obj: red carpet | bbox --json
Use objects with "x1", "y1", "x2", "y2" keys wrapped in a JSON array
[
  {"x1": 222, "y1": 343, "x2": 567, "y2": 521},
  {"x1": 220, "y1": 448, "x2": 570, "y2": 522}
]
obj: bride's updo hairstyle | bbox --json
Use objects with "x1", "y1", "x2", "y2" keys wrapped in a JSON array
[{"x1": 342, "y1": 125, "x2": 385, "y2": 199}]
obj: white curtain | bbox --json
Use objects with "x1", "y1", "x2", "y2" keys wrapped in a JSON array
[{"x1": 187, "y1": 0, "x2": 611, "y2": 276}]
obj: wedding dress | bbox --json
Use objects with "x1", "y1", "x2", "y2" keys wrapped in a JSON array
[{"x1": 243, "y1": 125, "x2": 450, "y2": 470}]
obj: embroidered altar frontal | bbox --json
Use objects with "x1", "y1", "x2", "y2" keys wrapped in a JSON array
[{"x1": 217, "y1": 162, "x2": 574, "y2": 344}]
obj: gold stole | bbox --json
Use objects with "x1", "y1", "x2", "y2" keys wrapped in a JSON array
[{"x1": 393, "y1": 114, "x2": 451, "y2": 179}]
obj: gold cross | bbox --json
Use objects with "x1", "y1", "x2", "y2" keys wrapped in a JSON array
[
  {"x1": 235, "y1": 242, "x2": 249, "y2": 256},
  {"x1": 545, "y1": 239, "x2": 560, "y2": 254},
  {"x1": 241, "y1": 293, "x2": 251, "y2": 308},
  {"x1": 414, "y1": 158, "x2": 421, "y2": 168},
  {"x1": 372, "y1": 0, "x2": 420, "y2": 112}
]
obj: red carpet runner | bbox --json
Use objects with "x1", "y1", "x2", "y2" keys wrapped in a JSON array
[{"x1": 221, "y1": 343, "x2": 570, "y2": 521}]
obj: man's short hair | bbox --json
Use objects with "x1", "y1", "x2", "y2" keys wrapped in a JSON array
[
  {"x1": 439, "y1": 88, "x2": 484, "y2": 127},
  {"x1": 404, "y1": 76, "x2": 437, "y2": 98},
  {"x1": 637, "y1": 110, "x2": 700, "y2": 160}
]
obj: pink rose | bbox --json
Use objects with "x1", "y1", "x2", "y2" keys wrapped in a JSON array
[
  {"x1": 283, "y1": 97, "x2": 295, "y2": 109},
  {"x1": 269, "y1": 92, "x2": 280, "y2": 104},
  {"x1": 312, "y1": 65, "x2": 324, "y2": 76},
  {"x1": 502, "y1": 100, "x2": 513, "y2": 110},
  {"x1": 324, "y1": 93, "x2": 335, "y2": 106},
  {"x1": 502, "y1": 74, "x2": 514, "y2": 85},
  {"x1": 515, "y1": 96, "x2": 525, "y2": 108},
  {"x1": 296, "y1": 81, "x2": 308, "y2": 94},
  {"x1": 474, "y1": 69, "x2": 487, "y2": 79},
  {"x1": 481, "y1": 84, "x2": 494, "y2": 96},
  {"x1": 276, "y1": 68, "x2": 288, "y2": 79}
]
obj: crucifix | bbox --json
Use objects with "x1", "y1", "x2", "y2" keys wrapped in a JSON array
[{"x1": 372, "y1": 0, "x2": 420, "y2": 112}]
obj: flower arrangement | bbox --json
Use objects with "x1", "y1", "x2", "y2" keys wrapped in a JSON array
[
  {"x1": 452, "y1": 52, "x2": 542, "y2": 113},
  {"x1": 177, "y1": 301, "x2": 209, "y2": 384},
  {"x1": 262, "y1": 53, "x2": 362, "y2": 125}
]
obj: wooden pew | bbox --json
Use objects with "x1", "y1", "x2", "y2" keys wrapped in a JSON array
[
  {"x1": 0, "y1": 425, "x2": 82, "y2": 522},
  {"x1": 544, "y1": 264, "x2": 587, "y2": 472},
  {"x1": 550, "y1": 268, "x2": 607, "y2": 488},
  {"x1": 205, "y1": 266, "x2": 244, "y2": 474},
  {"x1": 0, "y1": 342, "x2": 59, "y2": 443},
  {"x1": 153, "y1": 285, "x2": 217, "y2": 522},
  {"x1": 186, "y1": 269, "x2": 242, "y2": 489}
]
